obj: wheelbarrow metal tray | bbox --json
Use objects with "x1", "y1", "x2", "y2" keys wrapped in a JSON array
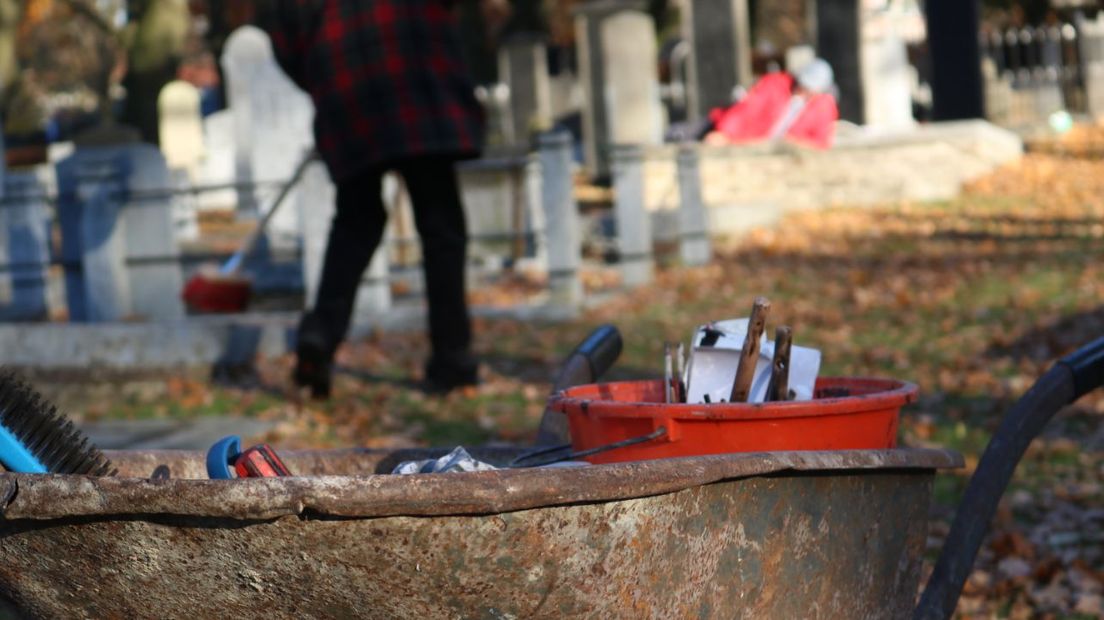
[{"x1": 0, "y1": 448, "x2": 961, "y2": 619}]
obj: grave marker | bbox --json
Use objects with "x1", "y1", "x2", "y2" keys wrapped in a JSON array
[
  {"x1": 682, "y1": 0, "x2": 753, "y2": 121},
  {"x1": 158, "y1": 80, "x2": 205, "y2": 179},
  {"x1": 575, "y1": 0, "x2": 663, "y2": 180}
]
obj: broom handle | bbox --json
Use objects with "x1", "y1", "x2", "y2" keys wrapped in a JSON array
[{"x1": 221, "y1": 150, "x2": 319, "y2": 276}]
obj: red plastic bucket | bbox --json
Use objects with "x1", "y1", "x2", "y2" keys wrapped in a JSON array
[{"x1": 548, "y1": 377, "x2": 918, "y2": 464}]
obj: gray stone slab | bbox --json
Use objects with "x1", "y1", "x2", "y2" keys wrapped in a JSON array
[
  {"x1": 683, "y1": 0, "x2": 752, "y2": 121},
  {"x1": 537, "y1": 132, "x2": 583, "y2": 307},
  {"x1": 611, "y1": 144, "x2": 653, "y2": 287},
  {"x1": 0, "y1": 169, "x2": 51, "y2": 321}
]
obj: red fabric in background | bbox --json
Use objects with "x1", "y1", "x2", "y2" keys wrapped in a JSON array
[{"x1": 708, "y1": 73, "x2": 839, "y2": 149}]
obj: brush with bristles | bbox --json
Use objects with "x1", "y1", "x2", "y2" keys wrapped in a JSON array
[{"x1": 0, "y1": 370, "x2": 115, "y2": 476}]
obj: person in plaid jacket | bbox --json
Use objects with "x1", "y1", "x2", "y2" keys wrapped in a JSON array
[{"x1": 258, "y1": 0, "x2": 494, "y2": 397}]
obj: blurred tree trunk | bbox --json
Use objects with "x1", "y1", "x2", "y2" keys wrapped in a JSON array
[{"x1": 121, "y1": 0, "x2": 190, "y2": 144}]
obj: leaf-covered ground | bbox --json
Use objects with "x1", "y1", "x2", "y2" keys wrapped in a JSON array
[{"x1": 68, "y1": 150, "x2": 1104, "y2": 618}]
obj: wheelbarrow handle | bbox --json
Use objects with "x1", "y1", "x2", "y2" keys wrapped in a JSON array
[
  {"x1": 534, "y1": 325, "x2": 623, "y2": 445},
  {"x1": 915, "y1": 336, "x2": 1104, "y2": 620}
]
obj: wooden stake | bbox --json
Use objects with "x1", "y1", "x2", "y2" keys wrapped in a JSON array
[
  {"x1": 664, "y1": 343, "x2": 673, "y2": 404},
  {"x1": 729, "y1": 297, "x2": 771, "y2": 402},
  {"x1": 767, "y1": 326, "x2": 793, "y2": 401}
]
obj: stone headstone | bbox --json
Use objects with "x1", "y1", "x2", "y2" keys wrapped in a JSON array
[
  {"x1": 537, "y1": 132, "x2": 582, "y2": 307},
  {"x1": 197, "y1": 110, "x2": 237, "y2": 211},
  {"x1": 457, "y1": 153, "x2": 538, "y2": 269},
  {"x1": 498, "y1": 35, "x2": 553, "y2": 144},
  {"x1": 169, "y1": 168, "x2": 199, "y2": 242},
  {"x1": 924, "y1": 0, "x2": 983, "y2": 120},
  {"x1": 611, "y1": 144, "x2": 653, "y2": 287},
  {"x1": 682, "y1": 0, "x2": 753, "y2": 121},
  {"x1": 816, "y1": 0, "x2": 918, "y2": 127},
  {"x1": 56, "y1": 152, "x2": 129, "y2": 321},
  {"x1": 676, "y1": 146, "x2": 710, "y2": 266},
  {"x1": 221, "y1": 26, "x2": 314, "y2": 246},
  {"x1": 575, "y1": 0, "x2": 663, "y2": 180},
  {"x1": 158, "y1": 80, "x2": 205, "y2": 179},
  {"x1": 123, "y1": 145, "x2": 186, "y2": 321},
  {"x1": 860, "y1": 20, "x2": 915, "y2": 129},
  {"x1": 816, "y1": 0, "x2": 864, "y2": 123},
  {"x1": 0, "y1": 168, "x2": 51, "y2": 321},
  {"x1": 1080, "y1": 17, "x2": 1104, "y2": 119},
  {"x1": 56, "y1": 144, "x2": 185, "y2": 322}
]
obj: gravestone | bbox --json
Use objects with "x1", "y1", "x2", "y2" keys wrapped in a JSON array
[
  {"x1": 498, "y1": 35, "x2": 553, "y2": 144},
  {"x1": 575, "y1": 0, "x2": 663, "y2": 180},
  {"x1": 1079, "y1": 16, "x2": 1104, "y2": 119},
  {"x1": 816, "y1": 0, "x2": 864, "y2": 123},
  {"x1": 860, "y1": 18, "x2": 915, "y2": 129},
  {"x1": 816, "y1": 0, "x2": 917, "y2": 127},
  {"x1": 299, "y1": 159, "x2": 391, "y2": 333},
  {"x1": 123, "y1": 145, "x2": 186, "y2": 320},
  {"x1": 538, "y1": 132, "x2": 582, "y2": 307},
  {"x1": 458, "y1": 154, "x2": 536, "y2": 268},
  {"x1": 56, "y1": 152, "x2": 129, "y2": 321},
  {"x1": 676, "y1": 146, "x2": 710, "y2": 266},
  {"x1": 197, "y1": 110, "x2": 237, "y2": 211},
  {"x1": 56, "y1": 144, "x2": 185, "y2": 322},
  {"x1": 0, "y1": 168, "x2": 51, "y2": 321},
  {"x1": 158, "y1": 80, "x2": 205, "y2": 180},
  {"x1": 924, "y1": 0, "x2": 983, "y2": 120},
  {"x1": 611, "y1": 144, "x2": 653, "y2": 287},
  {"x1": 221, "y1": 26, "x2": 314, "y2": 246},
  {"x1": 682, "y1": 0, "x2": 753, "y2": 121},
  {"x1": 169, "y1": 167, "x2": 200, "y2": 242}
]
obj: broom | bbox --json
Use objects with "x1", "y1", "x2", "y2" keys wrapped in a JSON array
[{"x1": 182, "y1": 150, "x2": 318, "y2": 313}]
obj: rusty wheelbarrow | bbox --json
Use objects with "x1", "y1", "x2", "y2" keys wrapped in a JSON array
[{"x1": 0, "y1": 335, "x2": 1100, "y2": 619}]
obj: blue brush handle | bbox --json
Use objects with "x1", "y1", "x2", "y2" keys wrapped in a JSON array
[
  {"x1": 206, "y1": 435, "x2": 241, "y2": 479},
  {"x1": 0, "y1": 424, "x2": 48, "y2": 473}
]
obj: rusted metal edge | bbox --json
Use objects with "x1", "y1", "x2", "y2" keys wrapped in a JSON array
[
  {"x1": 0, "y1": 449, "x2": 962, "y2": 521},
  {"x1": 0, "y1": 477, "x2": 14, "y2": 517}
]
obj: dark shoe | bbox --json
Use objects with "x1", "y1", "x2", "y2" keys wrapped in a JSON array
[
  {"x1": 422, "y1": 351, "x2": 480, "y2": 394},
  {"x1": 293, "y1": 314, "x2": 334, "y2": 399}
]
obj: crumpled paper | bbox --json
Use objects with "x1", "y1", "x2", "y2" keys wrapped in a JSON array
[{"x1": 392, "y1": 447, "x2": 499, "y2": 475}]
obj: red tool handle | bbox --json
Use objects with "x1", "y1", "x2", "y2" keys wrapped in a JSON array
[{"x1": 233, "y1": 445, "x2": 293, "y2": 478}]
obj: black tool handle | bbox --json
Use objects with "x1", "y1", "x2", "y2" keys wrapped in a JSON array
[
  {"x1": 915, "y1": 336, "x2": 1104, "y2": 620},
  {"x1": 534, "y1": 325, "x2": 623, "y2": 445}
]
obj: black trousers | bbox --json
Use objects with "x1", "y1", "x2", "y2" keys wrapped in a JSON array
[{"x1": 311, "y1": 157, "x2": 471, "y2": 359}]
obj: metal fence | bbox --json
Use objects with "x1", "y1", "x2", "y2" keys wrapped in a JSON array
[{"x1": 978, "y1": 18, "x2": 1104, "y2": 127}]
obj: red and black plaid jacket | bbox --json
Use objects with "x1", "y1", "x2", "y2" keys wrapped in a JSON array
[{"x1": 260, "y1": 0, "x2": 485, "y2": 181}]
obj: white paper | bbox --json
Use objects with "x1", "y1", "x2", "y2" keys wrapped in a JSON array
[{"x1": 685, "y1": 319, "x2": 821, "y2": 404}]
